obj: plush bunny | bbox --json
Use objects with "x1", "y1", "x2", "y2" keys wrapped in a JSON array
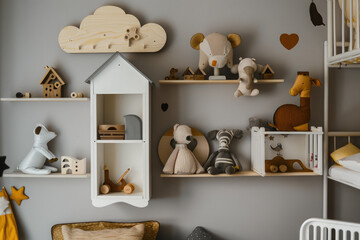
[
  {"x1": 18, "y1": 124, "x2": 58, "y2": 174},
  {"x1": 190, "y1": 33, "x2": 241, "y2": 79},
  {"x1": 234, "y1": 58, "x2": 263, "y2": 97},
  {"x1": 203, "y1": 129, "x2": 243, "y2": 175},
  {"x1": 163, "y1": 124, "x2": 205, "y2": 174}
]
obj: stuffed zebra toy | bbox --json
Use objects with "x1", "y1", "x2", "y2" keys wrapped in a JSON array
[{"x1": 203, "y1": 129, "x2": 243, "y2": 175}]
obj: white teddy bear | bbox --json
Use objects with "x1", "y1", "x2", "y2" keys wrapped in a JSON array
[
  {"x1": 18, "y1": 124, "x2": 58, "y2": 174},
  {"x1": 234, "y1": 58, "x2": 263, "y2": 97}
]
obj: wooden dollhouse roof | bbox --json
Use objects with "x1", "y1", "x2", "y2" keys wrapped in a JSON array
[
  {"x1": 39, "y1": 66, "x2": 66, "y2": 85},
  {"x1": 194, "y1": 68, "x2": 206, "y2": 75},
  {"x1": 261, "y1": 64, "x2": 275, "y2": 74},
  {"x1": 182, "y1": 67, "x2": 194, "y2": 76},
  {"x1": 85, "y1": 52, "x2": 152, "y2": 84}
]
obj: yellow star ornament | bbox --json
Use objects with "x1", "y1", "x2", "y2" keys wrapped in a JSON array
[{"x1": 10, "y1": 186, "x2": 29, "y2": 206}]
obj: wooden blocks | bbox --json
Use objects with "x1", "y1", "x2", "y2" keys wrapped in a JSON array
[
  {"x1": 98, "y1": 125, "x2": 125, "y2": 140},
  {"x1": 181, "y1": 67, "x2": 206, "y2": 80},
  {"x1": 39, "y1": 66, "x2": 66, "y2": 98},
  {"x1": 61, "y1": 156, "x2": 86, "y2": 175}
]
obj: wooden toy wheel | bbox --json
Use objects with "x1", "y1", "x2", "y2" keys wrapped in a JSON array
[
  {"x1": 124, "y1": 183, "x2": 135, "y2": 194},
  {"x1": 270, "y1": 165, "x2": 278, "y2": 173},
  {"x1": 279, "y1": 165, "x2": 288, "y2": 173},
  {"x1": 100, "y1": 184, "x2": 111, "y2": 194}
]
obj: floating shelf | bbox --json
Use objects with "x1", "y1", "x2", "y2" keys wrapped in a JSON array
[
  {"x1": 96, "y1": 140, "x2": 144, "y2": 144},
  {"x1": 158, "y1": 79, "x2": 284, "y2": 85},
  {"x1": 160, "y1": 171, "x2": 320, "y2": 178},
  {"x1": 0, "y1": 98, "x2": 89, "y2": 102},
  {"x1": 2, "y1": 171, "x2": 90, "y2": 178}
]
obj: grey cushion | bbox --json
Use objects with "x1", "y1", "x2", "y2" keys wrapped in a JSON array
[{"x1": 186, "y1": 226, "x2": 213, "y2": 240}]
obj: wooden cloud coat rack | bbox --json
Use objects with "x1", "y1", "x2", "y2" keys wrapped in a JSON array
[{"x1": 58, "y1": 6, "x2": 167, "y2": 53}]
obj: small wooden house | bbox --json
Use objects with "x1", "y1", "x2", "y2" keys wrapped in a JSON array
[
  {"x1": 193, "y1": 68, "x2": 206, "y2": 80},
  {"x1": 39, "y1": 66, "x2": 66, "y2": 98},
  {"x1": 182, "y1": 67, "x2": 195, "y2": 80},
  {"x1": 85, "y1": 52, "x2": 151, "y2": 208},
  {"x1": 262, "y1": 64, "x2": 275, "y2": 79}
]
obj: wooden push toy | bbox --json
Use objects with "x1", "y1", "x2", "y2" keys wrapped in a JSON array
[
  {"x1": 100, "y1": 166, "x2": 135, "y2": 194},
  {"x1": 165, "y1": 68, "x2": 179, "y2": 80},
  {"x1": 40, "y1": 66, "x2": 66, "y2": 98},
  {"x1": 98, "y1": 125, "x2": 125, "y2": 140},
  {"x1": 265, "y1": 156, "x2": 312, "y2": 173},
  {"x1": 61, "y1": 156, "x2": 86, "y2": 175},
  {"x1": 70, "y1": 92, "x2": 84, "y2": 98}
]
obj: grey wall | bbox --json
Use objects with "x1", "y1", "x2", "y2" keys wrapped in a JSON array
[{"x1": 1, "y1": 0, "x2": 360, "y2": 239}]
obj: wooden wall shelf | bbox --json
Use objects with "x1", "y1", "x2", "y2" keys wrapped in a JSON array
[
  {"x1": 159, "y1": 79, "x2": 284, "y2": 85},
  {"x1": 3, "y1": 171, "x2": 90, "y2": 178},
  {"x1": 160, "y1": 171, "x2": 319, "y2": 177},
  {"x1": 0, "y1": 98, "x2": 89, "y2": 102}
]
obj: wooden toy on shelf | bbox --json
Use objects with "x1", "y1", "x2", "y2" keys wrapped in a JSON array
[
  {"x1": 16, "y1": 92, "x2": 31, "y2": 98},
  {"x1": 193, "y1": 68, "x2": 206, "y2": 80},
  {"x1": 100, "y1": 166, "x2": 135, "y2": 195},
  {"x1": 61, "y1": 156, "x2": 86, "y2": 175},
  {"x1": 270, "y1": 72, "x2": 321, "y2": 131},
  {"x1": 265, "y1": 156, "x2": 312, "y2": 173},
  {"x1": 165, "y1": 68, "x2": 179, "y2": 80},
  {"x1": 70, "y1": 92, "x2": 84, "y2": 98},
  {"x1": 98, "y1": 125, "x2": 125, "y2": 140},
  {"x1": 124, "y1": 115, "x2": 142, "y2": 140},
  {"x1": 39, "y1": 66, "x2": 66, "y2": 98},
  {"x1": 182, "y1": 67, "x2": 195, "y2": 80},
  {"x1": 262, "y1": 64, "x2": 275, "y2": 79},
  {"x1": 58, "y1": 6, "x2": 167, "y2": 53}
]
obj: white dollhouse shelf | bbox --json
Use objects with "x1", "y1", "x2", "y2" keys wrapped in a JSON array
[
  {"x1": 95, "y1": 140, "x2": 144, "y2": 144},
  {"x1": 0, "y1": 98, "x2": 89, "y2": 102},
  {"x1": 159, "y1": 79, "x2": 284, "y2": 85},
  {"x1": 3, "y1": 171, "x2": 90, "y2": 178},
  {"x1": 251, "y1": 127, "x2": 323, "y2": 177},
  {"x1": 160, "y1": 171, "x2": 319, "y2": 178}
]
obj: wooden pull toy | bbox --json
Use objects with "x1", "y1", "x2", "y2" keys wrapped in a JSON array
[
  {"x1": 265, "y1": 156, "x2": 312, "y2": 173},
  {"x1": 70, "y1": 92, "x2": 84, "y2": 98},
  {"x1": 100, "y1": 166, "x2": 135, "y2": 195}
]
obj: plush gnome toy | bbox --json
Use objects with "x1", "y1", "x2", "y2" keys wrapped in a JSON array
[
  {"x1": 163, "y1": 124, "x2": 205, "y2": 174},
  {"x1": 18, "y1": 124, "x2": 58, "y2": 174}
]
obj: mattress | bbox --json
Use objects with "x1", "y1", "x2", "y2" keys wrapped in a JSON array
[{"x1": 329, "y1": 165, "x2": 360, "y2": 187}]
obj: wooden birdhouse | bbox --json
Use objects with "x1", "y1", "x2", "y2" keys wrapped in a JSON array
[
  {"x1": 182, "y1": 67, "x2": 195, "y2": 80},
  {"x1": 39, "y1": 66, "x2": 66, "y2": 98},
  {"x1": 193, "y1": 68, "x2": 206, "y2": 80},
  {"x1": 262, "y1": 64, "x2": 275, "y2": 79},
  {"x1": 85, "y1": 52, "x2": 151, "y2": 208}
]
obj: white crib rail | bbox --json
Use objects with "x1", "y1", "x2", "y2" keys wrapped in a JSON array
[{"x1": 300, "y1": 218, "x2": 360, "y2": 240}]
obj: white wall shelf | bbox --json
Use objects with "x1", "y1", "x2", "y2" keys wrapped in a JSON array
[
  {"x1": 0, "y1": 98, "x2": 89, "y2": 102},
  {"x1": 160, "y1": 171, "x2": 320, "y2": 178},
  {"x1": 3, "y1": 171, "x2": 90, "y2": 178},
  {"x1": 159, "y1": 79, "x2": 284, "y2": 85},
  {"x1": 96, "y1": 140, "x2": 144, "y2": 144}
]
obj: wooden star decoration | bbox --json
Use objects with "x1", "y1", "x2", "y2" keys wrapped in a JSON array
[
  {"x1": 0, "y1": 156, "x2": 9, "y2": 177},
  {"x1": 10, "y1": 186, "x2": 29, "y2": 206},
  {"x1": 0, "y1": 197, "x2": 9, "y2": 214},
  {"x1": 269, "y1": 136, "x2": 274, "y2": 141}
]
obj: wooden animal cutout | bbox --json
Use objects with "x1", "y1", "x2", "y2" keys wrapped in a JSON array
[
  {"x1": 61, "y1": 156, "x2": 86, "y2": 175},
  {"x1": 280, "y1": 33, "x2": 299, "y2": 50},
  {"x1": 165, "y1": 68, "x2": 179, "y2": 80},
  {"x1": 39, "y1": 66, "x2": 66, "y2": 98},
  {"x1": 265, "y1": 156, "x2": 312, "y2": 173},
  {"x1": 270, "y1": 72, "x2": 321, "y2": 131},
  {"x1": 58, "y1": 6, "x2": 166, "y2": 53}
]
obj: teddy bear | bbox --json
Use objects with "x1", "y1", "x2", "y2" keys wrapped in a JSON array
[
  {"x1": 18, "y1": 124, "x2": 58, "y2": 174},
  {"x1": 203, "y1": 129, "x2": 243, "y2": 175},
  {"x1": 163, "y1": 124, "x2": 205, "y2": 174},
  {"x1": 234, "y1": 58, "x2": 263, "y2": 97}
]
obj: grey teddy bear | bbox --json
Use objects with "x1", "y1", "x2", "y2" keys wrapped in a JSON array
[{"x1": 203, "y1": 129, "x2": 243, "y2": 175}]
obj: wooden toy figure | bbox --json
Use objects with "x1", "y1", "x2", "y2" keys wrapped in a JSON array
[
  {"x1": 39, "y1": 66, "x2": 66, "y2": 98},
  {"x1": 270, "y1": 72, "x2": 321, "y2": 131}
]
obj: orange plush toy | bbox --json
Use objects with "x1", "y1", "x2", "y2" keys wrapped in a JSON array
[{"x1": 270, "y1": 72, "x2": 321, "y2": 131}]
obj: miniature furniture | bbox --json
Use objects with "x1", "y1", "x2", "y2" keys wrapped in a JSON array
[
  {"x1": 52, "y1": 221, "x2": 160, "y2": 240},
  {"x1": 86, "y1": 52, "x2": 151, "y2": 207},
  {"x1": 40, "y1": 66, "x2": 66, "y2": 98}
]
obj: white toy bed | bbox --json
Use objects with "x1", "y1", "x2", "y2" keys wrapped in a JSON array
[{"x1": 328, "y1": 165, "x2": 360, "y2": 190}]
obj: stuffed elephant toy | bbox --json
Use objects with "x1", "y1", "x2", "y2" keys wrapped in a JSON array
[
  {"x1": 234, "y1": 58, "x2": 263, "y2": 97},
  {"x1": 18, "y1": 124, "x2": 58, "y2": 174},
  {"x1": 190, "y1": 32, "x2": 241, "y2": 79},
  {"x1": 203, "y1": 129, "x2": 243, "y2": 175}
]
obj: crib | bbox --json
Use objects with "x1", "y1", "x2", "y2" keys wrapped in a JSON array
[{"x1": 300, "y1": 218, "x2": 360, "y2": 240}]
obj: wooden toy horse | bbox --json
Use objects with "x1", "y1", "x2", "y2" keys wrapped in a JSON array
[{"x1": 271, "y1": 72, "x2": 321, "y2": 131}]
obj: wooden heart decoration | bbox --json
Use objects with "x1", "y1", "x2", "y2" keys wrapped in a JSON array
[{"x1": 280, "y1": 33, "x2": 299, "y2": 50}]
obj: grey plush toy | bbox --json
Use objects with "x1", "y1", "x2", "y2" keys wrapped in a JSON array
[{"x1": 203, "y1": 129, "x2": 243, "y2": 175}]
